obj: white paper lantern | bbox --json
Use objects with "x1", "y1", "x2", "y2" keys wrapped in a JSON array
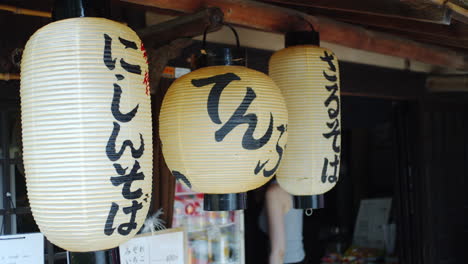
[
  {"x1": 159, "y1": 65, "x2": 288, "y2": 209},
  {"x1": 269, "y1": 31, "x2": 341, "y2": 201},
  {"x1": 20, "y1": 17, "x2": 152, "y2": 252}
]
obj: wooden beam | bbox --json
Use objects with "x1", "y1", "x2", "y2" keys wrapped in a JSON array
[
  {"x1": 260, "y1": 0, "x2": 451, "y2": 24},
  {"x1": 137, "y1": 7, "x2": 224, "y2": 48},
  {"x1": 427, "y1": 75, "x2": 468, "y2": 93},
  {"x1": 452, "y1": 11, "x2": 468, "y2": 24},
  {"x1": 147, "y1": 39, "x2": 193, "y2": 94},
  {"x1": 374, "y1": 28, "x2": 468, "y2": 51},
  {"x1": 0, "y1": 4, "x2": 51, "y2": 18},
  {"x1": 290, "y1": 7, "x2": 467, "y2": 41},
  {"x1": 122, "y1": 0, "x2": 468, "y2": 70},
  {"x1": 261, "y1": 2, "x2": 468, "y2": 50},
  {"x1": 427, "y1": 0, "x2": 468, "y2": 21}
]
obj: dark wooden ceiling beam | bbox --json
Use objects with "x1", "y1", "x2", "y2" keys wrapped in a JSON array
[
  {"x1": 122, "y1": 0, "x2": 468, "y2": 70},
  {"x1": 413, "y1": 0, "x2": 468, "y2": 22},
  {"x1": 260, "y1": 0, "x2": 451, "y2": 24},
  {"x1": 373, "y1": 28, "x2": 468, "y2": 51},
  {"x1": 288, "y1": 7, "x2": 467, "y2": 41},
  {"x1": 295, "y1": 8, "x2": 468, "y2": 50}
]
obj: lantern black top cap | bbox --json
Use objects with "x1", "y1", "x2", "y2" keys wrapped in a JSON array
[
  {"x1": 285, "y1": 30, "x2": 320, "y2": 47},
  {"x1": 52, "y1": 0, "x2": 111, "y2": 21},
  {"x1": 195, "y1": 22, "x2": 246, "y2": 68}
]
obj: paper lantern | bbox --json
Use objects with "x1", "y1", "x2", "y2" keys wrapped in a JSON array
[
  {"x1": 269, "y1": 31, "x2": 341, "y2": 208},
  {"x1": 159, "y1": 62, "x2": 288, "y2": 210},
  {"x1": 20, "y1": 17, "x2": 152, "y2": 252}
]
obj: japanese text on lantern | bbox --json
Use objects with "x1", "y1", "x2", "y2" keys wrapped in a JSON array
[
  {"x1": 320, "y1": 51, "x2": 340, "y2": 184},
  {"x1": 191, "y1": 73, "x2": 287, "y2": 178},
  {"x1": 102, "y1": 34, "x2": 149, "y2": 236}
]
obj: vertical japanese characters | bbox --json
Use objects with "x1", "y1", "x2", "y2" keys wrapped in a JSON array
[
  {"x1": 269, "y1": 44, "x2": 341, "y2": 197},
  {"x1": 103, "y1": 34, "x2": 149, "y2": 236},
  {"x1": 320, "y1": 51, "x2": 341, "y2": 184},
  {"x1": 21, "y1": 17, "x2": 152, "y2": 251}
]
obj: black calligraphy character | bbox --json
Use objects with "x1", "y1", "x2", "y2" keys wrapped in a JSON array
[
  {"x1": 321, "y1": 154, "x2": 339, "y2": 183},
  {"x1": 118, "y1": 37, "x2": 141, "y2": 74},
  {"x1": 103, "y1": 34, "x2": 141, "y2": 74},
  {"x1": 323, "y1": 119, "x2": 341, "y2": 153},
  {"x1": 323, "y1": 72, "x2": 337, "y2": 82},
  {"x1": 192, "y1": 73, "x2": 241, "y2": 125},
  {"x1": 324, "y1": 83, "x2": 339, "y2": 119},
  {"x1": 112, "y1": 83, "x2": 139, "y2": 122},
  {"x1": 120, "y1": 59, "x2": 141, "y2": 75},
  {"x1": 119, "y1": 37, "x2": 138, "y2": 50},
  {"x1": 104, "y1": 202, "x2": 119, "y2": 235},
  {"x1": 320, "y1": 51, "x2": 336, "y2": 72},
  {"x1": 172, "y1": 171, "x2": 192, "y2": 188},
  {"x1": 103, "y1": 34, "x2": 116, "y2": 70},
  {"x1": 111, "y1": 161, "x2": 145, "y2": 200},
  {"x1": 192, "y1": 73, "x2": 274, "y2": 150},
  {"x1": 106, "y1": 122, "x2": 144, "y2": 161},
  {"x1": 216, "y1": 87, "x2": 273, "y2": 149},
  {"x1": 254, "y1": 124, "x2": 287, "y2": 177},
  {"x1": 118, "y1": 201, "x2": 143, "y2": 236}
]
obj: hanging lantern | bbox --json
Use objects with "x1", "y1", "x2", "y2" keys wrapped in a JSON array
[
  {"x1": 20, "y1": 0, "x2": 152, "y2": 252},
  {"x1": 159, "y1": 25, "x2": 288, "y2": 211},
  {"x1": 269, "y1": 30, "x2": 341, "y2": 208}
]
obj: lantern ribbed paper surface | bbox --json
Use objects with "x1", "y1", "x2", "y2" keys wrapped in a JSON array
[
  {"x1": 159, "y1": 66, "x2": 288, "y2": 194},
  {"x1": 20, "y1": 17, "x2": 152, "y2": 252},
  {"x1": 270, "y1": 45, "x2": 340, "y2": 195}
]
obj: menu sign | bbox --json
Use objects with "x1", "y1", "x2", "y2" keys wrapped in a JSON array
[
  {"x1": 119, "y1": 228, "x2": 186, "y2": 264},
  {"x1": 0, "y1": 233, "x2": 44, "y2": 264}
]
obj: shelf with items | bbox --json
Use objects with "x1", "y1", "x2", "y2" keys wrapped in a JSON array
[
  {"x1": 187, "y1": 222, "x2": 236, "y2": 235},
  {"x1": 173, "y1": 182, "x2": 245, "y2": 264}
]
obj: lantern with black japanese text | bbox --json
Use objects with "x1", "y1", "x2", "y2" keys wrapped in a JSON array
[
  {"x1": 159, "y1": 26, "x2": 288, "y2": 211},
  {"x1": 269, "y1": 30, "x2": 341, "y2": 209},
  {"x1": 20, "y1": 0, "x2": 152, "y2": 252}
]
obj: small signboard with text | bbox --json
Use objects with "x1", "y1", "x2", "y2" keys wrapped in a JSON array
[
  {"x1": 119, "y1": 228, "x2": 187, "y2": 264},
  {"x1": 0, "y1": 233, "x2": 44, "y2": 264}
]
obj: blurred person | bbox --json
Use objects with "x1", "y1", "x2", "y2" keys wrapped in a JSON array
[{"x1": 259, "y1": 179, "x2": 306, "y2": 264}]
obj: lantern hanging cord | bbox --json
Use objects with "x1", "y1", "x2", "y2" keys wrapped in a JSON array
[{"x1": 202, "y1": 22, "x2": 240, "y2": 50}]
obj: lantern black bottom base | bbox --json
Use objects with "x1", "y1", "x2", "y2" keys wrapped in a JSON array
[
  {"x1": 293, "y1": 195, "x2": 325, "y2": 209},
  {"x1": 204, "y1": 193, "x2": 247, "y2": 211},
  {"x1": 68, "y1": 248, "x2": 119, "y2": 264}
]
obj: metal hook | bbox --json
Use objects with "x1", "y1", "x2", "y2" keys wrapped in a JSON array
[
  {"x1": 202, "y1": 22, "x2": 240, "y2": 50},
  {"x1": 305, "y1": 208, "x2": 314, "y2": 216}
]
